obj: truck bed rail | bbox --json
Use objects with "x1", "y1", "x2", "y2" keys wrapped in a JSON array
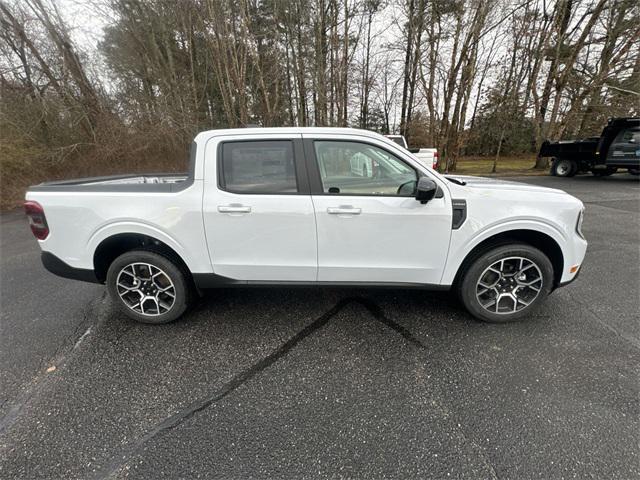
[{"x1": 29, "y1": 173, "x2": 192, "y2": 193}]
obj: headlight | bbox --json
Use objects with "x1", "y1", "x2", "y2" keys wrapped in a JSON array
[{"x1": 576, "y1": 208, "x2": 585, "y2": 239}]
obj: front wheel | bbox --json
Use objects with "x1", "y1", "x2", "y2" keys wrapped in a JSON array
[
  {"x1": 551, "y1": 159, "x2": 577, "y2": 177},
  {"x1": 106, "y1": 250, "x2": 192, "y2": 324},
  {"x1": 457, "y1": 244, "x2": 554, "y2": 323}
]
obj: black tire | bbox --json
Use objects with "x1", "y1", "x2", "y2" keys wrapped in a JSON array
[
  {"x1": 457, "y1": 244, "x2": 554, "y2": 323},
  {"x1": 592, "y1": 167, "x2": 617, "y2": 176},
  {"x1": 629, "y1": 168, "x2": 640, "y2": 176},
  {"x1": 551, "y1": 158, "x2": 577, "y2": 177},
  {"x1": 106, "y1": 250, "x2": 192, "y2": 324}
]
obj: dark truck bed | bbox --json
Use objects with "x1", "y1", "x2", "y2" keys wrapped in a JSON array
[
  {"x1": 539, "y1": 117, "x2": 640, "y2": 177},
  {"x1": 539, "y1": 137, "x2": 599, "y2": 160}
]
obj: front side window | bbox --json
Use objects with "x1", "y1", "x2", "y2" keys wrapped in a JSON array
[
  {"x1": 220, "y1": 141, "x2": 297, "y2": 193},
  {"x1": 613, "y1": 128, "x2": 640, "y2": 144},
  {"x1": 313, "y1": 141, "x2": 417, "y2": 196},
  {"x1": 624, "y1": 129, "x2": 640, "y2": 143}
]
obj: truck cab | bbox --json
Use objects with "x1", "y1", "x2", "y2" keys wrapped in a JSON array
[{"x1": 605, "y1": 124, "x2": 640, "y2": 167}]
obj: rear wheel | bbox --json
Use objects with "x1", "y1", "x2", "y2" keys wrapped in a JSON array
[
  {"x1": 106, "y1": 250, "x2": 192, "y2": 324},
  {"x1": 457, "y1": 244, "x2": 554, "y2": 323},
  {"x1": 551, "y1": 158, "x2": 577, "y2": 177}
]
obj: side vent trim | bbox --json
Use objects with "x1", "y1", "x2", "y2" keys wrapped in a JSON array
[{"x1": 452, "y1": 199, "x2": 467, "y2": 230}]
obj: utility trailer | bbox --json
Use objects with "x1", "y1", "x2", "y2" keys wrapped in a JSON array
[{"x1": 539, "y1": 117, "x2": 640, "y2": 177}]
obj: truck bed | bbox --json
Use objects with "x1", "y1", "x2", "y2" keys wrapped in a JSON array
[{"x1": 538, "y1": 138, "x2": 598, "y2": 158}]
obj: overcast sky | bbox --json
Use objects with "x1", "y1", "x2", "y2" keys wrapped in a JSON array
[{"x1": 58, "y1": 0, "x2": 109, "y2": 48}]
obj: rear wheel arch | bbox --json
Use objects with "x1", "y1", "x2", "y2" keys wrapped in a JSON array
[
  {"x1": 93, "y1": 233, "x2": 192, "y2": 284},
  {"x1": 453, "y1": 229, "x2": 564, "y2": 289}
]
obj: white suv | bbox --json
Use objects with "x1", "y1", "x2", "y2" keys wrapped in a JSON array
[{"x1": 25, "y1": 128, "x2": 587, "y2": 324}]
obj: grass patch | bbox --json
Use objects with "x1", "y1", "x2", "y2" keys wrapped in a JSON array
[
  {"x1": 0, "y1": 135, "x2": 188, "y2": 211},
  {"x1": 453, "y1": 155, "x2": 545, "y2": 176}
]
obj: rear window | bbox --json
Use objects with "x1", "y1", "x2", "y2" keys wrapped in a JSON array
[{"x1": 220, "y1": 141, "x2": 298, "y2": 193}]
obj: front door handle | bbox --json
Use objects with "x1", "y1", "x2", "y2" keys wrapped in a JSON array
[
  {"x1": 327, "y1": 206, "x2": 361, "y2": 215},
  {"x1": 218, "y1": 205, "x2": 251, "y2": 214}
]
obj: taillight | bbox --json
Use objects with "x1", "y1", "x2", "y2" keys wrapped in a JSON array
[
  {"x1": 24, "y1": 201, "x2": 49, "y2": 240},
  {"x1": 433, "y1": 151, "x2": 439, "y2": 170}
]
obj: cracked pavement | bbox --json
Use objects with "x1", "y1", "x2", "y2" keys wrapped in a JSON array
[{"x1": 0, "y1": 174, "x2": 638, "y2": 479}]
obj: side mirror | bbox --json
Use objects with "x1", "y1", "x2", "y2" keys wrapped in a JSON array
[{"x1": 415, "y1": 177, "x2": 437, "y2": 204}]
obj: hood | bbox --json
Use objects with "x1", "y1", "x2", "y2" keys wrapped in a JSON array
[{"x1": 445, "y1": 175, "x2": 567, "y2": 195}]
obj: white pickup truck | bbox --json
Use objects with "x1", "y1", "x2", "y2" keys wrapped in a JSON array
[
  {"x1": 25, "y1": 128, "x2": 587, "y2": 324},
  {"x1": 413, "y1": 148, "x2": 439, "y2": 170}
]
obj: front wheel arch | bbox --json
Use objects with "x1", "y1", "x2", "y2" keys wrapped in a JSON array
[{"x1": 452, "y1": 230, "x2": 564, "y2": 289}]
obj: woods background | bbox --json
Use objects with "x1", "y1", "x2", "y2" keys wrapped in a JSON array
[{"x1": 1, "y1": 0, "x2": 639, "y2": 208}]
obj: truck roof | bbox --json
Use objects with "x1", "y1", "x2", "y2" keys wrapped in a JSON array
[
  {"x1": 194, "y1": 127, "x2": 387, "y2": 143},
  {"x1": 606, "y1": 117, "x2": 639, "y2": 127}
]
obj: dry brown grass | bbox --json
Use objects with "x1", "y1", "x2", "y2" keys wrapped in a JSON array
[
  {"x1": 1, "y1": 131, "x2": 189, "y2": 211},
  {"x1": 452, "y1": 155, "x2": 545, "y2": 176}
]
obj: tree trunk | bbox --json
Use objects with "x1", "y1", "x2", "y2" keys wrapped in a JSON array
[{"x1": 399, "y1": 0, "x2": 415, "y2": 137}]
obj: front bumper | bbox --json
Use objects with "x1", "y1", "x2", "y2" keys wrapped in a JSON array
[
  {"x1": 557, "y1": 233, "x2": 587, "y2": 286},
  {"x1": 558, "y1": 266, "x2": 581, "y2": 287}
]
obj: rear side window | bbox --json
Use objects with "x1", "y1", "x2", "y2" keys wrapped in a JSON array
[{"x1": 220, "y1": 141, "x2": 298, "y2": 193}]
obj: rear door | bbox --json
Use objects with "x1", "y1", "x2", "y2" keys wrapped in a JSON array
[
  {"x1": 202, "y1": 134, "x2": 317, "y2": 281},
  {"x1": 303, "y1": 134, "x2": 452, "y2": 285}
]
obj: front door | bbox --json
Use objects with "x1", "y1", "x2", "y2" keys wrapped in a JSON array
[
  {"x1": 203, "y1": 134, "x2": 317, "y2": 281},
  {"x1": 304, "y1": 136, "x2": 452, "y2": 285},
  {"x1": 607, "y1": 128, "x2": 640, "y2": 166}
]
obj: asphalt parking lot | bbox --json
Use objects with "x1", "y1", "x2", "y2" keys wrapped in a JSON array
[{"x1": 1, "y1": 174, "x2": 638, "y2": 479}]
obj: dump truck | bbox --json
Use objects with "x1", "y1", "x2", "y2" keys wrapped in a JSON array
[{"x1": 539, "y1": 117, "x2": 640, "y2": 177}]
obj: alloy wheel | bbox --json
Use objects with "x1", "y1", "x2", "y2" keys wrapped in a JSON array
[
  {"x1": 116, "y1": 263, "x2": 176, "y2": 316},
  {"x1": 475, "y1": 257, "x2": 543, "y2": 314}
]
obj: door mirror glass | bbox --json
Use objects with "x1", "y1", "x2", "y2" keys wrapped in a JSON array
[{"x1": 415, "y1": 177, "x2": 437, "y2": 203}]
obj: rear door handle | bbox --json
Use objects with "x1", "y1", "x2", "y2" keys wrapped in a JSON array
[
  {"x1": 327, "y1": 206, "x2": 361, "y2": 215},
  {"x1": 218, "y1": 205, "x2": 251, "y2": 214}
]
